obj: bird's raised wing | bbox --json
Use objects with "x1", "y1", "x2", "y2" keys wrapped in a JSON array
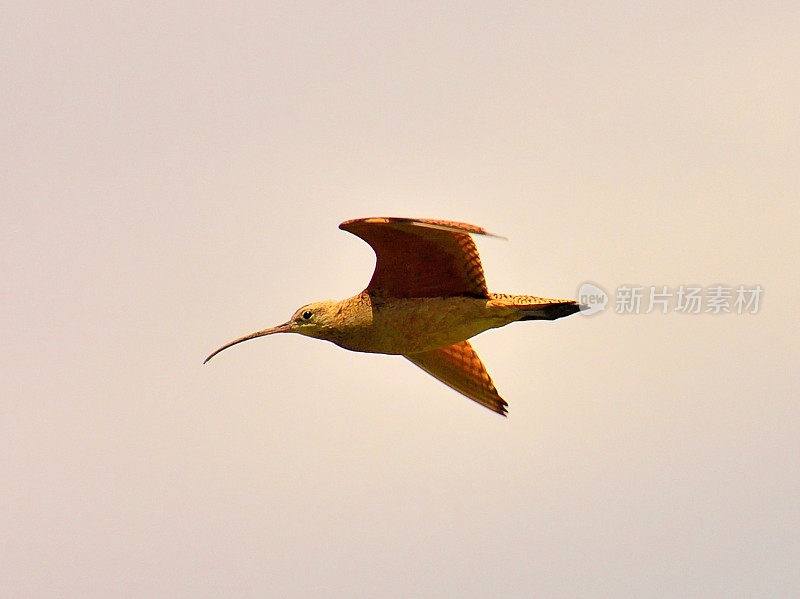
[
  {"x1": 339, "y1": 217, "x2": 498, "y2": 299},
  {"x1": 404, "y1": 340, "x2": 507, "y2": 415}
]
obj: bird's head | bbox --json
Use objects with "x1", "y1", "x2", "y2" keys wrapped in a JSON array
[{"x1": 203, "y1": 300, "x2": 341, "y2": 364}]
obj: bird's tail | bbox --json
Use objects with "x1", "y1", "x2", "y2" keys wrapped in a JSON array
[{"x1": 489, "y1": 293, "x2": 584, "y2": 321}]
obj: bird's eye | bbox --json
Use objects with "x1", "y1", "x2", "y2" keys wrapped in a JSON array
[{"x1": 302, "y1": 310, "x2": 313, "y2": 320}]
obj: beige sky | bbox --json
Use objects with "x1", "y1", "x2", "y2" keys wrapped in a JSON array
[{"x1": 3, "y1": 2, "x2": 799, "y2": 597}]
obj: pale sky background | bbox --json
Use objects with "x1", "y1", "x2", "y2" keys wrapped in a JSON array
[{"x1": 3, "y1": 2, "x2": 799, "y2": 597}]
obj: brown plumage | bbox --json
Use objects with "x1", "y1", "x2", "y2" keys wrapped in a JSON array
[
  {"x1": 205, "y1": 217, "x2": 582, "y2": 416},
  {"x1": 338, "y1": 217, "x2": 491, "y2": 299}
]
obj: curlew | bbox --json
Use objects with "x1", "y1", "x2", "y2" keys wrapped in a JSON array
[{"x1": 205, "y1": 217, "x2": 582, "y2": 415}]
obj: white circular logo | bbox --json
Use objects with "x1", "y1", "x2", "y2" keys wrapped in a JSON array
[{"x1": 576, "y1": 282, "x2": 608, "y2": 316}]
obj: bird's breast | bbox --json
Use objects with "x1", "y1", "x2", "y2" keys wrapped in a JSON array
[{"x1": 330, "y1": 296, "x2": 513, "y2": 355}]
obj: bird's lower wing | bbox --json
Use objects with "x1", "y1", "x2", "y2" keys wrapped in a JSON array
[{"x1": 404, "y1": 341, "x2": 508, "y2": 416}]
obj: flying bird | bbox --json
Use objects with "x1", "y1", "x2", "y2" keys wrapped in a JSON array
[{"x1": 205, "y1": 217, "x2": 581, "y2": 415}]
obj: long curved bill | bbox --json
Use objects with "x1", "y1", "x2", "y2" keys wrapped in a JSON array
[{"x1": 203, "y1": 322, "x2": 292, "y2": 364}]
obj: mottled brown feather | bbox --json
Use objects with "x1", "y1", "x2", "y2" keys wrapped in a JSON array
[
  {"x1": 404, "y1": 340, "x2": 508, "y2": 415},
  {"x1": 339, "y1": 217, "x2": 495, "y2": 299},
  {"x1": 489, "y1": 293, "x2": 582, "y2": 320}
]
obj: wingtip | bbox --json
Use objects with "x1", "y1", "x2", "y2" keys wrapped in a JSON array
[
  {"x1": 484, "y1": 230, "x2": 508, "y2": 241},
  {"x1": 497, "y1": 398, "x2": 509, "y2": 417}
]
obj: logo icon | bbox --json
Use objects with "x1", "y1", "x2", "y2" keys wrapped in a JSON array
[{"x1": 576, "y1": 282, "x2": 608, "y2": 316}]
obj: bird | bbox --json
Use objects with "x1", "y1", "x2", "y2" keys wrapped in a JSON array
[{"x1": 204, "y1": 217, "x2": 582, "y2": 415}]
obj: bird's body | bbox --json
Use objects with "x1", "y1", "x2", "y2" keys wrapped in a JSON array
[
  {"x1": 205, "y1": 217, "x2": 582, "y2": 415},
  {"x1": 297, "y1": 292, "x2": 578, "y2": 355}
]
